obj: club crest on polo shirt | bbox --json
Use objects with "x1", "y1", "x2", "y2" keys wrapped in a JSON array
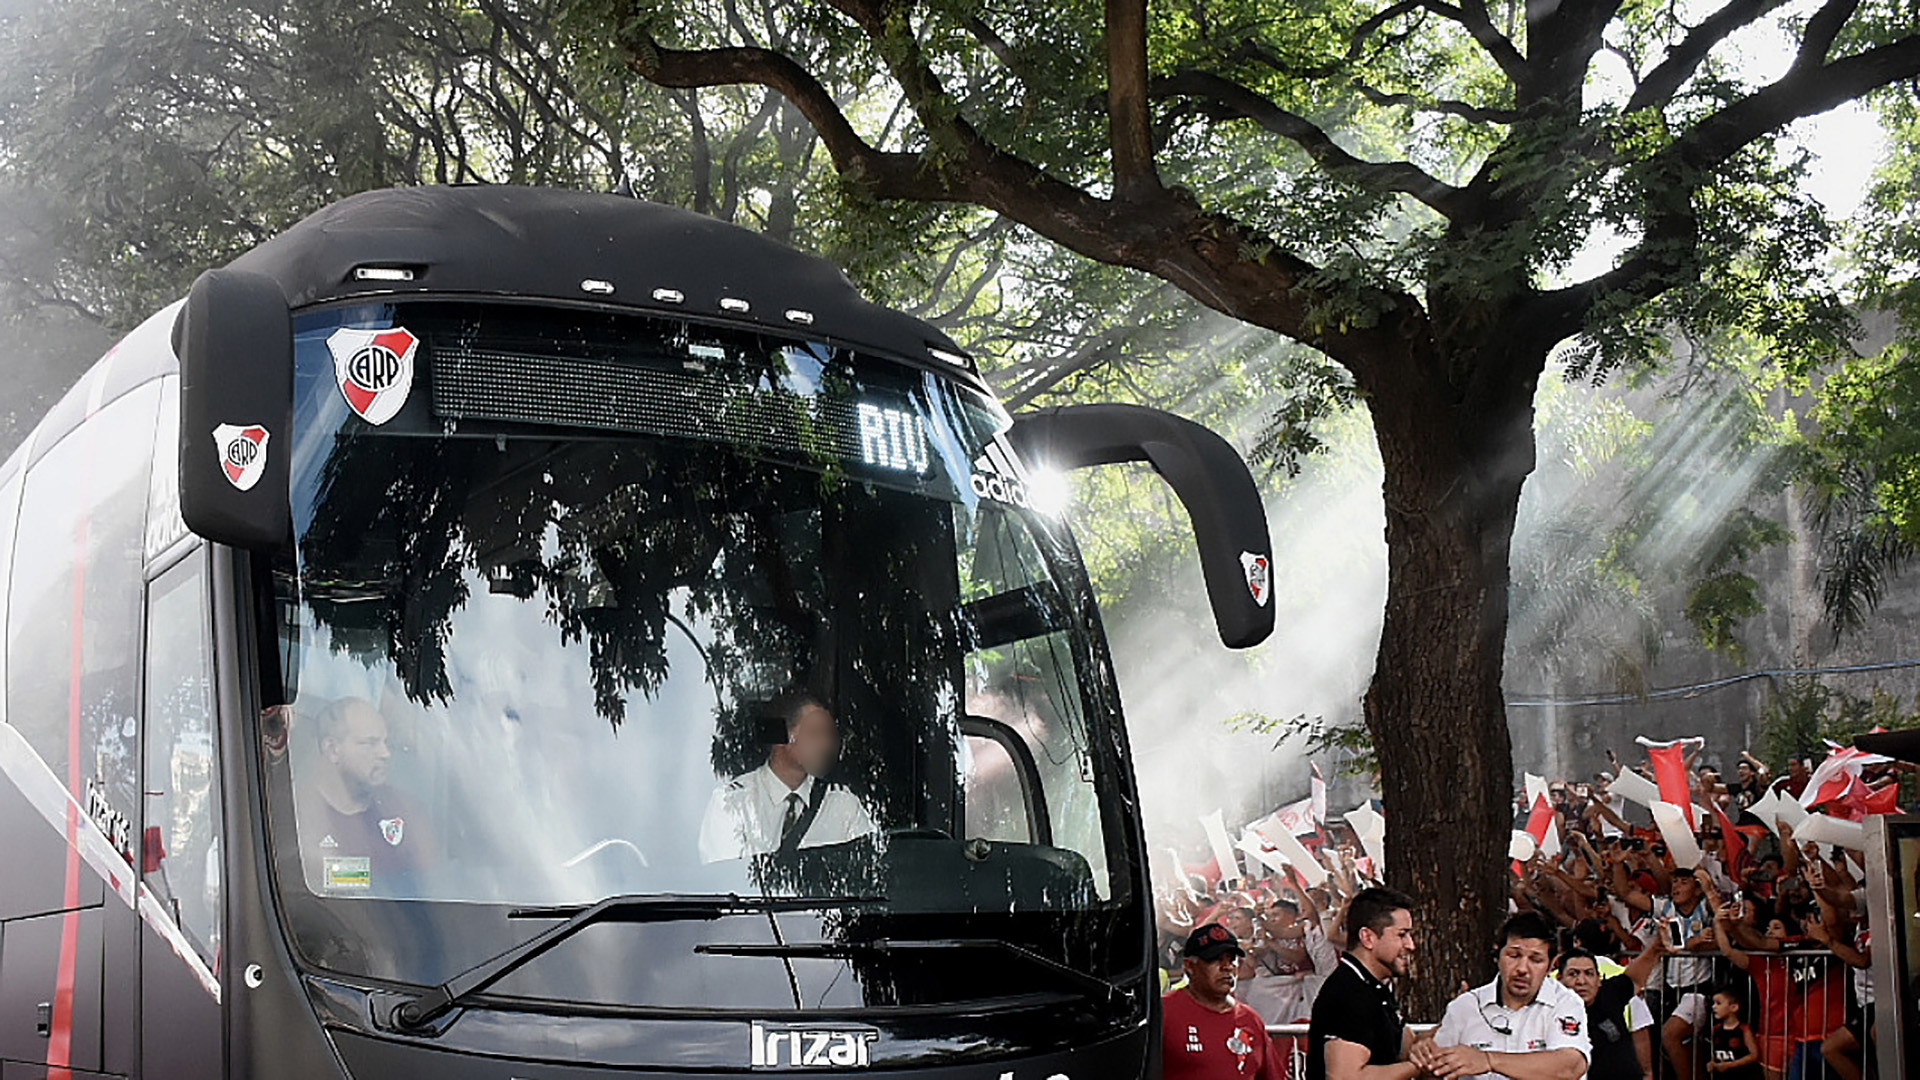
[{"x1": 1226, "y1": 1028, "x2": 1252, "y2": 1055}]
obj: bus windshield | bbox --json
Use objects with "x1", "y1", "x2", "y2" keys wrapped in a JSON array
[{"x1": 259, "y1": 302, "x2": 1138, "y2": 1000}]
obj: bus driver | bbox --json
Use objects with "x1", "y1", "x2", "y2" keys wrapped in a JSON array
[{"x1": 698, "y1": 692, "x2": 877, "y2": 862}]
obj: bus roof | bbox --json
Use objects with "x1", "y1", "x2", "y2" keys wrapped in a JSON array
[{"x1": 223, "y1": 184, "x2": 978, "y2": 378}]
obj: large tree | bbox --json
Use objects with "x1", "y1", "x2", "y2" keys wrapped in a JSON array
[{"x1": 599, "y1": 0, "x2": 1919, "y2": 1008}]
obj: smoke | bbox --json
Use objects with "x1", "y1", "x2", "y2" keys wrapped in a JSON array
[
  {"x1": 0, "y1": 176, "x2": 118, "y2": 456},
  {"x1": 0, "y1": 306, "x2": 114, "y2": 456},
  {"x1": 1099, "y1": 415, "x2": 1387, "y2": 856},
  {"x1": 1507, "y1": 363, "x2": 1788, "y2": 692},
  {"x1": 1096, "y1": 358, "x2": 1788, "y2": 865}
]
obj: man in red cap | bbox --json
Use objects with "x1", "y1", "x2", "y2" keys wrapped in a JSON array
[{"x1": 1163, "y1": 922, "x2": 1285, "y2": 1079}]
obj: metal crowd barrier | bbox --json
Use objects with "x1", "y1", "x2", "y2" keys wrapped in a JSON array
[
  {"x1": 1233, "y1": 950, "x2": 1866, "y2": 1080},
  {"x1": 1647, "y1": 948, "x2": 1862, "y2": 1080}
]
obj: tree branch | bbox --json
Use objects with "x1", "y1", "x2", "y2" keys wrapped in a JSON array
[
  {"x1": 959, "y1": 12, "x2": 1019, "y2": 68},
  {"x1": 1353, "y1": 0, "x2": 1428, "y2": 57},
  {"x1": 618, "y1": 27, "x2": 945, "y2": 199},
  {"x1": 1676, "y1": 34, "x2": 1920, "y2": 173},
  {"x1": 1001, "y1": 326, "x2": 1133, "y2": 410},
  {"x1": 1231, "y1": 0, "x2": 1426, "y2": 79},
  {"x1": 1544, "y1": 33, "x2": 1920, "y2": 334},
  {"x1": 1107, "y1": 0, "x2": 1161, "y2": 200},
  {"x1": 925, "y1": 217, "x2": 1017, "y2": 323},
  {"x1": 1622, "y1": 0, "x2": 1792, "y2": 113},
  {"x1": 1154, "y1": 70, "x2": 1470, "y2": 218},
  {"x1": 1791, "y1": 0, "x2": 1863, "y2": 73},
  {"x1": 1521, "y1": 0, "x2": 1627, "y2": 108},
  {"x1": 1421, "y1": 0, "x2": 1530, "y2": 87},
  {"x1": 1353, "y1": 82, "x2": 1522, "y2": 123},
  {"x1": 618, "y1": 1, "x2": 1423, "y2": 378}
]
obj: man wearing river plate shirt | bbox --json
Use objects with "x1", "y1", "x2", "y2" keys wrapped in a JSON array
[
  {"x1": 300, "y1": 697, "x2": 431, "y2": 896},
  {"x1": 1162, "y1": 923, "x2": 1285, "y2": 1079}
]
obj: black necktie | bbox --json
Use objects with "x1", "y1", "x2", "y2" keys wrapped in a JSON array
[{"x1": 782, "y1": 791, "x2": 805, "y2": 842}]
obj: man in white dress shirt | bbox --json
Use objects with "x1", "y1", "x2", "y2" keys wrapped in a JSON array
[
  {"x1": 698, "y1": 692, "x2": 878, "y2": 862},
  {"x1": 1412, "y1": 912, "x2": 1590, "y2": 1080}
]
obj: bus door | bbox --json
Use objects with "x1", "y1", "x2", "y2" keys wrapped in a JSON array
[{"x1": 138, "y1": 548, "x2": 225, "y2": 1079}]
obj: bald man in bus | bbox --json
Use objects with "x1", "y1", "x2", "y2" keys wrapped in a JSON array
[{"x1": 301, "y1": 697, "x2": 431, "y2": 895}]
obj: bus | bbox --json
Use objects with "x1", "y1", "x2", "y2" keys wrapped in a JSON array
[{"x1": 0, "y1": 185, "x2": 1274, "y2": 1080}]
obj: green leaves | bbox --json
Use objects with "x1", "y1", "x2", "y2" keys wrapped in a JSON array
[{"x1": 1801, "y1": 336, "x2": 1920, "y2": 633}]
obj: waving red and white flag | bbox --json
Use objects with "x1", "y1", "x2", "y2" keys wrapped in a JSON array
[
  {"x1": 1865, "y1": 781, "x2": 1901, "y2": 816},
  {"x1": 1636, "y1": 736, "x2": 1704, "y2": 827},
  {"x1": 1514, "y1": 794, "x2": 1557, "y2": 876},
  {"x1": 1712, "y1": 802, "x2": 1746, "y2": 873},
  {"x1": 1801, "y1": 742, "x2": 1893, "y2": 811},
  {"x1": 1254, "y1": 796, "x2": 1320, "y2": 841}
]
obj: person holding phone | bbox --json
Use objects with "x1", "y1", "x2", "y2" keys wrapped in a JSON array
[
  {"x1": 1615, "y1": 867, "x2": 1715, "y2": 1080},
  {"x1": 1713, "y1": 896, "x2": 1845, "y2": 1079}
]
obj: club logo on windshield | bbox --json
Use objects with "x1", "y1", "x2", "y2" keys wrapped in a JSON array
[
  {"x1": 380, "y1": 817, "x2": 404, "y2": 846},
  {"x1": 749, "y1": 1022, "x2": 878, "y2": 1068},
  {"x1": 327, "y1": 326, "x2": 419, "y2": 425},
  {"x1": 1240, "y1": 551, "x2": 1271, "y2": 607},
  {"x1": 212, "y1": 423, "x2": 270, "y2": 491}
]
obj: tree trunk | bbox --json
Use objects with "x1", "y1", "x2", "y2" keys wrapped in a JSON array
[{"x1": 1361, "y1": 346, "x2": 1540, "y2": 1020}]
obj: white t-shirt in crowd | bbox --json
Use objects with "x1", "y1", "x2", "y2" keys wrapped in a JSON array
[
  {"x1": 1240, "y1": 922, "x2": 1338, "y2": 1023},
  {"x1": 1598, "y1": 795, "x2": 1628, "y2": 838}
]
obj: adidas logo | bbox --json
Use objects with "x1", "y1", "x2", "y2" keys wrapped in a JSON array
[
  {"x1": 320, "y1": 834, "x2": 338, "y2": 848},
  {"x1": 971, "y1": 434, "x2": 1033, "y2": 507}
]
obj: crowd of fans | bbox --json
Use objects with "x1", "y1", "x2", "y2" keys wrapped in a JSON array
[
  {"x1": 1155, "y1": 828, "x2": 1374, "y2": 1026},
  {"x1": 1155, "y1": 736, "x2": 1916, "y2": 1079}
]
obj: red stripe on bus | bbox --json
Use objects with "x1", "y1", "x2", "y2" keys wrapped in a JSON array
[{"x1": 49, "y1": 479, "x2": 93, "y2": 1080}]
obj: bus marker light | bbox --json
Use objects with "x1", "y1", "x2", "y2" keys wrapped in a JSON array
[{"x1": 352, "y1": 266, "x2": 415, "y2": 281}]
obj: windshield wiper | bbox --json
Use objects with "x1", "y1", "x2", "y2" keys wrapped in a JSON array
[
  {"x1": 390, "y1": 892, "x2": 886, "y2": 1030},
  {"x1": 693, "y1": 936, "x2": 1129, "y2": 1006}
]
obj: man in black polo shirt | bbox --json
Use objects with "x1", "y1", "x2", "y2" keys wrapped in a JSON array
[{"x1": 1306, "y1": 886, "x2": 1419, "y2": 1080}]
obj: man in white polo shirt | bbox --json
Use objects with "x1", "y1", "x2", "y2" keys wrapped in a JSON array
[
  {"x1": 698, "y1": 691, "x2": 877, "y2": 862},
  {"x1": 1411, "y1": 912, "x2": 1590, "y2": 1080}
]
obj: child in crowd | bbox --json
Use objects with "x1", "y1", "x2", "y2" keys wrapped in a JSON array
[{"x1": 1705, "y1": 988, "x2": 1760, "y2": 1079}]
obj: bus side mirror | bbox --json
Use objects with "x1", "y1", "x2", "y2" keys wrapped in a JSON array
[
  {"x1": 1008, "y1": 403, "x2": 1275, "y2": 649},
  {"x1": 174, "y1": 268, "x2": 293, "y2": 551}
]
